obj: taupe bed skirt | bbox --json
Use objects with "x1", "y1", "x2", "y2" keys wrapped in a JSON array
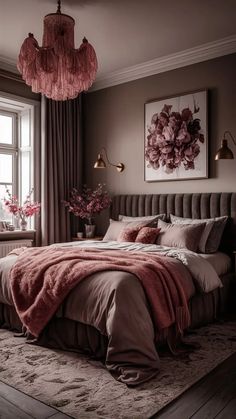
[{"x1": 0, "y1": 273, "x2": 235, "y2": 357}]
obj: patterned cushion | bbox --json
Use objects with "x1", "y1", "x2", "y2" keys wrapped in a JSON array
[
  {"x1": 117, "y1": 226, "x2": 142, "y2": 242},
  {"x1": 170, "y1": 214, "x2": 228, "y2": 253},
  {"x1": 156, "y1": 220, "x2": 206, "y2": 252},
  {"x1": 135, "y1": 227, "x2": 161, "y2": 244}
]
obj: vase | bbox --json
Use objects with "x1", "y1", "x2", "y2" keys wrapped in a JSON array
[
  {"x1": 20, "y1": 219, "x2": 27, "y2": 231},
  {"x1": 85, "y1": 224, "x2": 96, "y2": 238}
]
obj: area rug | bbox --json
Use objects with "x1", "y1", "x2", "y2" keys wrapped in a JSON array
[{"x1": 1, "y1": 321, "x2": 236, "y2": 419}]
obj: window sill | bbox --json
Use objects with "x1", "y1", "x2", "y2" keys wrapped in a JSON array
[{"x1": 0, "y1": 230, "x2": 35, "y2": 241}]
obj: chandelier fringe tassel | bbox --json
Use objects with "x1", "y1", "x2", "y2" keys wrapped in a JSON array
[{"x1": 17, "y1": 3, "x2": 98, "y2": 101}]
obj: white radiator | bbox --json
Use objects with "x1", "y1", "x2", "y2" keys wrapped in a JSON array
[{"x1": 0, "y1": 240, "x2": 33, "y2": 258}]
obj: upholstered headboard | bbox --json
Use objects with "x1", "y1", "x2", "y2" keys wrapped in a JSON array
[{"x1": 111, "y1": 193, "x2": 236, "y2": 253}]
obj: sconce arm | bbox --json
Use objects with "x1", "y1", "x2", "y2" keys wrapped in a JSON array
[
  {"x1": 99, "y1": 147, "x2": 124, "y2": 172},
  {"x1": 100, "y1": 147, "x2": 116, "y2": 168},
  {"x1": 224, "y1": 131, "x2": 236, "y2": 146}
]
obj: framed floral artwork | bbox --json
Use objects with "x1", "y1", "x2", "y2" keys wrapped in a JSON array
[{"x1": 144, "y1": 90, "x2": 208, "y2": 181}]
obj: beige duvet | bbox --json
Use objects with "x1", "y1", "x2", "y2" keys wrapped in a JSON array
[{"x1": 0, "y1": 241, "x2": 222, "y2": 385}]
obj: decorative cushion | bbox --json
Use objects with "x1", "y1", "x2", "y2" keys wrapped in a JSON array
[
  {"x1": 135, "y1": 227, "x2": 161, "y2": 244},
  {"x1": 170, "y1": 214, "x2": 228, "y2": 253},
  {"x1": 117, "y1": 226, "x2": 142, "y2": 242},
  {"x1": 156, "y1": 220, "x2": 206, "y2": 252},
  {"x1": 103, "y1": 219, "x2": 147, "y2": 242}
]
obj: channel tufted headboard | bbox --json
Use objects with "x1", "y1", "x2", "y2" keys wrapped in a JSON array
[{"x1": 111, "y1": 193, "x2": 236, "y2": 253}]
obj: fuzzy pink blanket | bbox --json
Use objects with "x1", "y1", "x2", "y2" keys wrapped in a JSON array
[{"x1": 9, "y1": 246, "x2": 190, "y2": 338}]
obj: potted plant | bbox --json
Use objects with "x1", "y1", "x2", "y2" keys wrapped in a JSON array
[
  {"x1": 3, "y1": 187, "x2": 41, "y2": 231},
  {"x1": 63, "y1": 184, "x2": 111, "y2": 238}
]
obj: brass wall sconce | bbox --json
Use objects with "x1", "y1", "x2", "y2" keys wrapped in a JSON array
[
  {"x1": 215, "y1": 131, "x2": 236, "y2": 160},
  {"x1": 94, "y1": 147, "x2": 125, "y2": 172}
]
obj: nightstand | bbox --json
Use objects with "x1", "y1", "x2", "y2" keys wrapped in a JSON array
[{"x1": 72, "y1": 236, "x2": 103, "y2": 242}]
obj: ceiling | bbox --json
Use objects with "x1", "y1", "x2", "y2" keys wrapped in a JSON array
[{"x1": 0, "y1": 0, "x2": 236, "y2": 80}]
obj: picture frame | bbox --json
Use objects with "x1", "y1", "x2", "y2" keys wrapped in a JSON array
[{"x1": 144, "y1": 90, "x2": 208, "y2": 182}]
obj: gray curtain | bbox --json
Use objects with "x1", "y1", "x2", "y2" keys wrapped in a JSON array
[{"x1": 40, "y1": 95, "x2": 83, "y2": 245}]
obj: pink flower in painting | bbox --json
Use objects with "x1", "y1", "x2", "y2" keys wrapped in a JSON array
[
  {"x1": 181, "y1": 108, "x2": 193, "y2": 122},
  {"x1": 162, "y1": 126, "x2": 175, "y2": 142},
  {"x1": 145, "y1": 99, "x2": 204, "y2": 173}
]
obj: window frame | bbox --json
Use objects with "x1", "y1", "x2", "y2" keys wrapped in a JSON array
[
  {"x1": 0, "y1": 110, "x2": 18, "y2": 224},
  {"x1": 18, "y1": 108, "x2": 34, "y2": 214},
  {"x1": 0, "y1": 106, "x2": 33, "y2": 227},
  {"x1": 0, "y1": 91, "x2": 40, "y2": 236}
]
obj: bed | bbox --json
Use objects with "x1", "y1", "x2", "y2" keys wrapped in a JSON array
[{"x1": 0, "y1": 192, "x2": 236, "y2": 386}]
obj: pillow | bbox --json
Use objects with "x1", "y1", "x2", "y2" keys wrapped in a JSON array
[
  {"x1": 156, "y1": 220, "x2": 206, "y2": 252},
  {"x1": 170, "y1": 214, "x2": 228, "y2": 253},
  {"x1": 135, "y1": 227, "x2": 161, "y2": 244},
  {"x1": 170, "y1": 214, "x2": 214, "y2": 253},
  {"x1": 103, "y1": 219, "x2": 147, "y2": 241},
  {"x1": 118, "y1": 214, "x2": 165, "y2": 226},
  {"x1": 117, "y1": 226, "x2": 142, "y2": 242}
]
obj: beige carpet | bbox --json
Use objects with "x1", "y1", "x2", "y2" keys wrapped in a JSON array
[{"x1": 1, "y1": 321, "x2": 236, "y2": 419}]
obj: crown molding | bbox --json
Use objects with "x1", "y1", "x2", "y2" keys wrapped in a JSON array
[
  {"x1": 1, "y1": 35, "x2": 236, "y2": 92},
  {"x1": 0, "y1": 55, "x2": 18, "y2": 74},
  {"x1": 91, "y1": 34, "x2": 236, "y2": 91}
]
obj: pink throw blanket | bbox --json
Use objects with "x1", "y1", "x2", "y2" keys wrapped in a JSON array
[{"x1": 9, "y1": 246, "x2": 190, "y2": 338}]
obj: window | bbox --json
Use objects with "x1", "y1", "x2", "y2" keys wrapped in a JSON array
[{"x1": 0, "y1": 97, "x2": 34, "y2": 228}]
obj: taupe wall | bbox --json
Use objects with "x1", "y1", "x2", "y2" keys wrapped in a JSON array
[
  {"x1": 84, "y1": 53, "x2": 236, "y2": 200},
  {"x1": 0, "y1": 71, "x2": 40, "y2": 101}
]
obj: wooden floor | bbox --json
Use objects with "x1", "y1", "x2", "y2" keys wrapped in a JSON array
[
  {"x1": 1, "y1": 353, "x2": 236, "y2": 419},
  {"x1": 151, "y1": 352, "x2": 236, "y2": 419},
  {"x1": 0, "y1": 381, "x2": 71, "y2": 419}
]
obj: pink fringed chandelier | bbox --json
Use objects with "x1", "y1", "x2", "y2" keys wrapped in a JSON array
[{"x1": 17, "y1": 0, "x2": 98, "y2": 101}]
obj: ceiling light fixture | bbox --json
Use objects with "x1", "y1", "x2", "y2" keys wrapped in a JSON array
[
  {"x1": 17, "y1": 0, "x2": 98, "y2": 101},
  {"x1": 215, "y1": 131, "x2": 236, "y2": 160},
  {"x1": 94, "y1": 148, "x2": 125, "y2": 173}
]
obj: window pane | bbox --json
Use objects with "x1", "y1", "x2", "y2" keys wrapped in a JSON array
[
  {"x1": 0, "y1": 184, "x2": 13, "y2": 222},
  {"x1": 21, "y1": 110, "x2": 30, "y2": 147},
  {"x1": 0, "y1": 114, "x2": 13, "y2": 144},
  {"x1": 0, "y1": 154, "x2": 13, "y2": 183},
  {"x1": 21, "y1": 151, "x2": 30, "y2": 202}
]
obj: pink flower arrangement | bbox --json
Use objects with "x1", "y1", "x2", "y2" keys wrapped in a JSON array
[
  {"x1": 145, "y1": 103, "x2": 204, "y2": 173},
  {"x1": 3, "y1": 187, "x2": 41, "y2": 222},
  {"x1": 63, "y1": 184, "x2": 111, "y2": 224}
]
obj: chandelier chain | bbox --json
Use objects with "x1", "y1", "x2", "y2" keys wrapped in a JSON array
[{"x1": 57, "y1": 0, "x2": 61, "y2": 14}]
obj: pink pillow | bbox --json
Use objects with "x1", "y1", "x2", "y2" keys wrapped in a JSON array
[
  {"x1": 135, "y1": 227, "x2": 161, "y2": 244},
  {"x1": 117, "y1": 226, "x2": 142, "y2": 242}
]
